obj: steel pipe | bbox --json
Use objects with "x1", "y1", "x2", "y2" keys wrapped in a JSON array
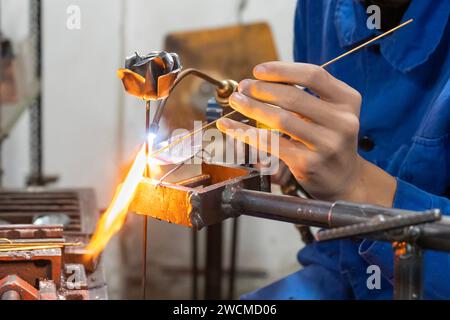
[{"x1": 227, "y1": 189, "x2": 450, "y2": 253}]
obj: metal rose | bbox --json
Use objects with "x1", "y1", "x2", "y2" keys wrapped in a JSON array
[{"x1": 117, "y1": 51, "x2": 182, "y2": 100}]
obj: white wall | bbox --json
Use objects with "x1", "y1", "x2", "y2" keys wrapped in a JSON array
[{"x1": 2, "y1": 0, "x2": 302, "y2": 298}]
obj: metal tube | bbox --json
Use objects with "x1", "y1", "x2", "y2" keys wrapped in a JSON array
[
  {"x1": 205, "y1": 223, "x2": 223, "y2": 299},
  {"x1": 142, "y1": 100, "x2": 151, "y2": 300},
  {"x1": 230, "y1": 189, "x2": 362, "y2": 228},
  {"x1": 172, "y1": 68, "x2": 224, "y2": 90},
  {"x1": 28, "y1": 0, "x2": 43, "y2": 186},
  {"x1": 191, "y1": 228, "x2": 198, "y2": 300},
  {"x1": 229, "y1": 189, "x2": 450, "y2": 253},
  {"x1": 228, "y1": 218, "x2": 239, "y2": 299}
]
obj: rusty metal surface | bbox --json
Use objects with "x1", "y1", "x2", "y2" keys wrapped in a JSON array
[
  {"x1": 129, "y1": 163, "x2": 266, "y2": 229},
  {"x1": 0, "y1": 188, "x2": 107, "y2": 300},
  {"x1": 64, "y1": 245, "x2": 98, "y2": 273},
  {"x1": 0, "y1": 189, "x2": 97, "y2": 233},
  {"x1": 0, "y1": 275, "x2": 39, "y2": 300},
  {"x1": 0, "y1": 224, "x2": 63, "y2": 239},
  {"x1": 0, "y1": 246, "x2": 62, "y2": 286}
]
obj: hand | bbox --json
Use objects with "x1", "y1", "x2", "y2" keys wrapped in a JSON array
[{"x1": 217, "y1": 62, "x2": 397, "y2": 207}]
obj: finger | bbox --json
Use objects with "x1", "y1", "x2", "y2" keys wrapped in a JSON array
[
  {"x1": 216, "y1": 118, "x2": 308, "y2": 164},
  {"x1": 238, "y1": 79, "x2": 336, "y2": 126},
  {"x1": 253, "y1": 62, "x2": 361, "y2": 105},
  {"x1": 228, "y1": 92, "x2": 322, "y2": 150}
]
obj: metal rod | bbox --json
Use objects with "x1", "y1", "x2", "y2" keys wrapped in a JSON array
[
  {"x1": 147, "y1": 19, "x2": 413, "y2": 161},
  {"x1": 0, "y1": 0, "x2": 4, "y2": 187},
  {"x1": 142, "y1": 100, "x2": 151, "y2": 300},
  {"x1": 145, "y1": 100, "x2": 151, "y2": 176},
  {"x1": 171, "y1": 68, "x2": 224, "y2": 90},
  {"x1": 142, "y1": 214, "x2": 148, "y2": 300},
  {"x1": 321, "y1": 19, "x2": 413, "y2": 68},
  {"x1": 228, "y1": 217, "x2": 239, "y2": 299},
  {"x1": 192, "y1": 228, "x2": 198, "y2": 300},
  {"x1": 228, "y1": 189, "x2": 450, "y2": 253},
  {"x1": 205, "y1": 222, "x2": 223, "y2": 299},
  {"x1": 28, "y1": 0, "x2": 44, "y2": 186}
]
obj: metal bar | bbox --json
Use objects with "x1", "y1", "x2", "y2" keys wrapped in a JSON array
[
  {"x1": 0, "y1": 0, "x2": 4, "y2": 187},
  {"x1": 205, "y1": 222, "x2": 223, "y2": 299},
  {"x1": 191, "y1": 228, "x2": 198, "y2": 300},
  {"x1": 228, "y1": 217, "x2": 239, "y2": 299},
  {"x1": 228, "y1": 189, "x2": 450, "y2": 252},
  {"x1": 0, "y1": 204, "x2": 79, "y2": 211},
  {"x1": 317, "y1": 210, "x2": 440, "y2": 241},
  {"x1": 229, "y1": 189, "x2": 342, "y2": 228},
  {"x1": 142, "y1": 214, "x2": 148, "y2": 300},
  {"x1": 141, "y1": 100, "x2": 151, "y2": 300},
  {"x1": 28, "y1": 0, "x2": 43, "y2": 186}
]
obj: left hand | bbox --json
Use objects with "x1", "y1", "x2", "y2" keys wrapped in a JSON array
[{"x1": 217, "y1": 62, "x2": 396, "y2": 206}]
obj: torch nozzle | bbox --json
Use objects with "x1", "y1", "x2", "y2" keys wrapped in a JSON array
[{"x1": 215, "y1": 79, "x2": 238, "y2": 107}]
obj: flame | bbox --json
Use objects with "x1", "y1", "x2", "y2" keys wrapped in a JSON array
[
  {"x1": 86, "y1": 130, "x2": 167, "y2": 258},
  {"x1": 147, "y1": 132, "x2": 162, "y2": 177},
  {"x1": 86, "y1": 144, "x2": 147, "y2": 258}
]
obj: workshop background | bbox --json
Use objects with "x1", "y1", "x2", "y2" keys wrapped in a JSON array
[{"x1": 1, "y1": 0, "x2": 300, "y2": 299}]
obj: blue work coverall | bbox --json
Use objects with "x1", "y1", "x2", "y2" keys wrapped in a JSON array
[{"x1": 244, "y1": 0, "x2": 450, "y2": 299}]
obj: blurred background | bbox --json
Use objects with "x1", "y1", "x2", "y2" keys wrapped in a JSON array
[{"x1": 0, "y1": 0, "x2": 302, "y2": 299}]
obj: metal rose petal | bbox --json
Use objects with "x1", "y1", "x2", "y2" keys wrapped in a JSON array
[
  {"x1": 119, "y1": 51, "x2": 182, "y2": 100},
  {"x1": 117, "y1": 68, "x2": 146, "y2": 99},
  {"x1": 157, "y1": 70, "x2": 179, "y2": 99},
  {"x1": 157, "y1": 51, "x2": 175, "y2": 73}
]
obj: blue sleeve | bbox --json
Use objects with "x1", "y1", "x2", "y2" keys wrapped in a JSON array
[
  {"x1": 293, "y1": 0, "x2": 307, "y2": 62},
  {"x1": 393, "y1": 178, "x2": 450, "y2": 215}
]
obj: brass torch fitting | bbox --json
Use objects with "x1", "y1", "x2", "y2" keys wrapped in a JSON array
[{"x1": 215, "y1": 79, "x2": 239, "y2": 107}]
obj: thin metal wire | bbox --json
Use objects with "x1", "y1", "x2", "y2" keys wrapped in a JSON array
[
  {"x1": 156, "y1": 148, "x2": 208, "y2": 185},
  {"x1": 321, "y1": 19, "x2": 413, "y2": 68},
  {"x1": 147, "y1": 19, "x2": 413, "y2": 161},
  {"x1": 156, "y1": 161, "x2": 187, "y2": 186},
  {"x1": 148, "y1": 113, "x2": 236, "y2": 159},
  {"x1": 0, "y1": 242, "x2": 81, "y2": 246},
  {"x1": 0, "y1": 238, "x2": 13, "y2": 244},
  {"x1": 0, "y1": 241, "x2": 82, "y2": 252}
]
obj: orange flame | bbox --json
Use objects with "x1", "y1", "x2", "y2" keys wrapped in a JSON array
[{"x1": 86, "y1": 144, "x2": 147, "y2": 258}]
